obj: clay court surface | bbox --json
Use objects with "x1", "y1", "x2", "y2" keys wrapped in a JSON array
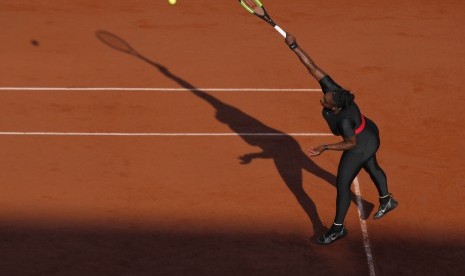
[{"x1": 1, "y1": 1, "x2": 465, "y2": 275}]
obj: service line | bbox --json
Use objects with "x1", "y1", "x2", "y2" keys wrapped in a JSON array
[
  {"x1": 0, "y1": 132, "x2": 332, "y2": 137},
  {"x1": 0, "y1": 87, "x2": 321, "y2": 92}
]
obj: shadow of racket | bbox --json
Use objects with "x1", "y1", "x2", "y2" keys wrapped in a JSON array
[
  {"x1": 96, "y1": 30, "x2": 141, "y2": 57},
  {"x1": 95, "y1": 30, "x2": 169, "y2": 72}
]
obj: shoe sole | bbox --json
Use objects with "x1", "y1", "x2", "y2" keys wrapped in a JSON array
[{"x1": 373, "y1": 200, "x2": 398, "y2": 220}]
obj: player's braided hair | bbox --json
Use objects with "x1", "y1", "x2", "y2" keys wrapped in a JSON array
[{"x1": 332, "y1": 89, "x2": 355, "y2": 108}]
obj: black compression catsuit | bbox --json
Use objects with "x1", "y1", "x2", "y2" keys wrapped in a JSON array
[{"x1": 319, "y1": 75, "x2": 389, "y2": 224}]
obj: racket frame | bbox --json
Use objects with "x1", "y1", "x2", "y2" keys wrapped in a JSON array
[{"x1": 239, "y1": 0, "x2": 286, "y2": 38}]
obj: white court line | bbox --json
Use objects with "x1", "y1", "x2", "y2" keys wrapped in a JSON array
[
  {"x1": 0, "y1": 132, "x2": 332, "y2": 137},
  {"x1": 0, "y1": 87, "x2": 322, "y2": 92},
  {"x1": 353, "y1": 177, "x2": 376, "y2": 276}
]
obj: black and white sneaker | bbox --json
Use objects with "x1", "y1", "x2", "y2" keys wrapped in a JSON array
[
  {"x1": 317, "y1": 227, "x2": 347, "y2": 245},
  {"x1": 373, "y1": 194, "x2": 398, "y2": 220}
]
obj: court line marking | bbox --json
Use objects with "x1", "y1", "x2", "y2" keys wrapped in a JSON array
[
  {"x1": 0, "y1": 87, "x2": 321, "y2": 92},
  {"x1": 0, "y1": 132, "x2": 332, "y2": 137},
  {"x1": 353, "y1": 177, "x2": 376, "y2": 276}
]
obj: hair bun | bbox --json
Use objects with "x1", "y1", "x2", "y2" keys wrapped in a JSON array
[
  {"x1": 343, "y1": 92, "x2": 355, "y2": 107},
  {"x1": 333, "y1": 89, "x2": 355, "y2": 108}
]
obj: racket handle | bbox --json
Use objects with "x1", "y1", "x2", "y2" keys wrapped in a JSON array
[{"x1": 274, "y1": 25, "x2": 287, "y2": 38}]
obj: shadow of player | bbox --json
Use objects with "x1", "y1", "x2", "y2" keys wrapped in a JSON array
[{"x1": 95, "y1": 31, "x2": 374, "y2": 238}]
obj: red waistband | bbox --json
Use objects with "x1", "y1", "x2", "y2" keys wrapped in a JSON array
[{"x1": 355, "y1": 115, "x2": 365, "y2": 135}]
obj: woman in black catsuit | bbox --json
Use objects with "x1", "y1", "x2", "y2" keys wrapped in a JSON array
[{"x1": 284, "y1": 34, "x2": 398, "y2": 245}]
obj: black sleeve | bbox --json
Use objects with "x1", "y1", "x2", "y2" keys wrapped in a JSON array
[
  {"x1": 337, "y1": 118, "x2": 355, "y2": 138},
  {"x1": 318, "y1": 75, "x2": 343, "y2": 94}
]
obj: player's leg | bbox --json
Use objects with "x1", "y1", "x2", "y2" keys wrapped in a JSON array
[
  {"x1": 363, "y1": 154, "x2": 388, "y2": 196},
  {"x1": 364, "y1": 154, "x2": 398, "y2": 219},
  {"x1": 317, "y1": 151, "x2": 363, "y2": 245},
  {"x1": 334, "y1": 152, "x2": 364, "y2": 224}
]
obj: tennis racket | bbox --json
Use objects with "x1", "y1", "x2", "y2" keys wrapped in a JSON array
[{"x1": 238, "y1": 0, "x2": 287, "y2": 38}]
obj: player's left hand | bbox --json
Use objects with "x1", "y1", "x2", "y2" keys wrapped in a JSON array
[{"x1": 308, "y1": 145, "x2": 326, "y2": 157}]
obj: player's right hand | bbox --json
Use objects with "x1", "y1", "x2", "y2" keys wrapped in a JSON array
[{"x1": 285, "y1": 33, "x2": 296, "y2": 45}]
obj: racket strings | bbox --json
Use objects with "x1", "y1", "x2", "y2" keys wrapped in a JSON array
[{"x1": 241, "y1": 0, "x2": 265, "y2": 16}]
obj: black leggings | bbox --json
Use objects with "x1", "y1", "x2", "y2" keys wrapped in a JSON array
[{"x1": 334, "y1": 118, "x2": 389, "y2": 224}]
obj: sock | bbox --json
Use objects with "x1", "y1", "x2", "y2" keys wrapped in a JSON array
[
  {"x1": 330, "y1": 223, "x2": 343, "y2": 233},
  {"x1": 379, "y1": 194, "x2": 391, "y2": 205}
]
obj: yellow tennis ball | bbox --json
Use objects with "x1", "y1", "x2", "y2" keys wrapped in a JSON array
[{"x1": 168, "y1": 0, "x2": 176, "y2": 5}]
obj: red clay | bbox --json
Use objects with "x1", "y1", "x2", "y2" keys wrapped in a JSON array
[{"x1": 1, "y1": 1, "x2": 464, "y2": 275}]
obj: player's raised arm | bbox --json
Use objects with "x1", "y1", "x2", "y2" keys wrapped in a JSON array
[{"x1": 285, "y1": 33, "x2": 327, "y2": 81}]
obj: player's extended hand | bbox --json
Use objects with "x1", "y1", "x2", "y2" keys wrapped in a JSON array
[
  {"x1": 285, "y1": 33, "x2": 296, "y2": 46},
  {"x1": 308, "y1": 145, "x2": 327, "y2": 157}
]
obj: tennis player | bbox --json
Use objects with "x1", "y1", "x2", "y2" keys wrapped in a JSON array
[{"x1": 284, "y1": 33, "x2": 398, "y2": 245}]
